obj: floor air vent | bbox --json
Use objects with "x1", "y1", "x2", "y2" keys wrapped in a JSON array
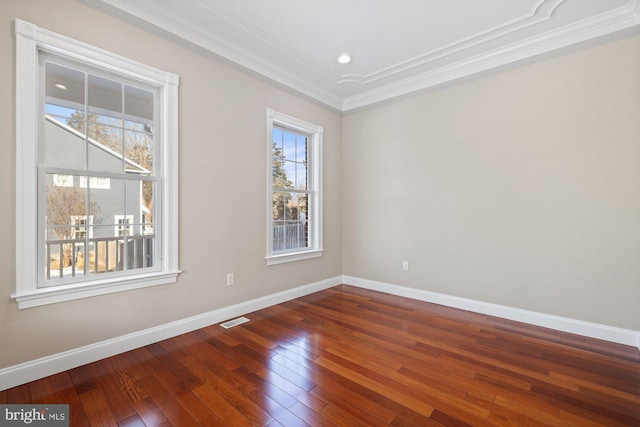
[{"x1": 220, "y1": 316, "x2": 250, "y2": 329}]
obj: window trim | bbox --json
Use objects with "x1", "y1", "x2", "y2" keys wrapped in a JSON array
[
  {"x1": 13, "y1": 19, "x2": 180, "y2": 309},
  {"x1": 265, "y1": 108, "x2": 323, "y2": 265}
]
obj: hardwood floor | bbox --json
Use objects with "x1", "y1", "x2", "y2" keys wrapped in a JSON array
[{"x1": 2, "y1": 284, "x2": 639, "y2": 426}]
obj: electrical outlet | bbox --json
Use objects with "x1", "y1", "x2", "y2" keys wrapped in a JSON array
[
  {"x1": 402, "y1": 261, "x2": 409, "y2": 271},
  {"x1": 226, "y1": 273, "x2": 235, "y2": 286}
]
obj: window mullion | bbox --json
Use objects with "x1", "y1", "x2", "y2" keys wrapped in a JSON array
[
  {"x1": 121, "y1": 81, "x2": 129, "y2": 272},
  {"x1": 272, "y1": 187, "x2": 307, "y2": 194},
  {"x1": 83, "y1": 71, "x2": 90, "y2": 276},
  {"x1": 41, "y1": 167, "x2": 157, "y2": 181}
]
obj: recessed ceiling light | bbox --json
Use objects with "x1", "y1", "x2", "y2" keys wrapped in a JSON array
[
  {"x1": 54, "y1": 83, "x2": 68, "y2": 90},
  {"x1": 337, "y1": 54, "x2": 352, "y2": 64}
]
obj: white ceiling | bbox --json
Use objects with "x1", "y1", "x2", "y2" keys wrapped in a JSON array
[{"x1": 80, "y1": 0, "x2": 640, "y2": 111}]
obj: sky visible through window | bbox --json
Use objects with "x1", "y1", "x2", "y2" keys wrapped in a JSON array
[{"x1": 273, "y1": 126, "x2": 307, "y2": 191}]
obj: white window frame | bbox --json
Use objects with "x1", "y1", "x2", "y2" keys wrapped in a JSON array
[
  {"x1": 265, "y1": 108, "x2": 323, "y2": 265},
  {"x1": 13, "y1": 19, "x2": 180, "y2": 309}
]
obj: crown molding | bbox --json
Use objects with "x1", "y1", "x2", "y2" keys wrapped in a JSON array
[
  {"x1": 80, "y1": 0, "x2": 640, "y2": 112},
  {"x1": 78, "y1": 0, "x2": 344, "y2": 110},
  {"x1": 338, "y1": 0, "x2": 565, "y2": 86},
  {"x1": 342, "y1": 0, "x2": 640, "y2": 111},
  {"x1": 192, "y1": 0, "x2": 341, "y2": 84}
]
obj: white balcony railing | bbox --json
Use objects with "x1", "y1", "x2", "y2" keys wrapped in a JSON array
[
  {"x1": 45, "y1": 235, "x2": 154, "y2": 280},
  {"x1": 273, "y1": 222, "x2": 307, "y2": 252}
]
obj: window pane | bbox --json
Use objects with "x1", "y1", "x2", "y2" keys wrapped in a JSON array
[
  {"x1": 126, "y1": 180, "x2": 144, "y2": 236},
  {"x1": 297, "y1": 193, "x2": 309, "y2": 249},
  {"x1": 279, "y1": 159, "x2": 307, "y2": 190},
  {"x1": 282, "y1": 131, "x2": 296, "y2": 161},
  {"x1": 87, "y1": 225, "x2": 117, "y2": 274},
  {"x1": 296, "y1": 193, "x2": 309, "y2": 223},
  {"x1": 296, "y1": 135, "x2": 307, "y2": 163},
  {"x1": 125, "y1": 129, "x2": 153, "y2": 174},
  {"x1": 287, "y1": 193, "x2": 306, "y2": 222},
  {"x1": 272, "y1": 127, "x2": 283, "y2": 153},
  {"x1": 272, "y1": 191, "x2": 310, "y2": 252},
  {"x1": 294, "y1": 162, "x2": 307, "y2": 190},
  {"x1": 125, "y1": 85, "x2": 154, "y2": 124},
  {"x1": 141, "y1": 181, "x2": 154, "y2": 234},
  {"x1": 281, "y1": 161, "x2": 295, "y2": 189},
  {"x1": 124, "y1": 234, "x2": 154, "y2": 270},
  {"x1": 45, "y1": 62, "x2": 84, "y2": 109},
  {"x1": 44, "y1": 114, "x2": 86, "y2": 169},
  {"x1": 87, "y1": 118, "x2": 121, "y2": 140},
  {"x1": 87, "y1": 74, "x2": 124, "y2": 174},
  {"x1": 272, "y1": 191, "x2": 285, "y2": 222},
  {"x1": 273, "y1": 148, "x2": 290, "y2": 189},
  {"x1": 45, "y1": 104, "x2": 83, "y2": 124},
  {"x1": 88, "y1": 74, "x2": 122, "y2": 116},
  {"x1": 45, "y1": 175, "x2": 87, "y2": 228},
  {"x1": 273, "y1": 127, "x2": 307, "y2": 191},
  {"x1": 88, "y1": 126, "x2": 124, "y2": 173},
  {"x1": 272, "y1": 189, "x2": 285, "y2": 251},
  {"x1": 90, "y1": 113, "x2": 120, "y2": 128},
  {"x1": 44, "y1": 227, "x2": 85, "y2": 280},
  {"x1": 289, "y1": 193, "x2": 309, "y2": 250},
  {"x1": 44, "y1": 174, "x2": 91, "y2": 279},
  {"x1": 90, "y1": 177, "x2": 124, "y2": 229}
]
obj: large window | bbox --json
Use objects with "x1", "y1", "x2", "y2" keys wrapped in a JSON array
[
  {"x1": 266, "y1": 109, "x2": 323, "y2": 265},
  {"x1": 14, "y1": 20, "x2": 180, "y2": 308}
]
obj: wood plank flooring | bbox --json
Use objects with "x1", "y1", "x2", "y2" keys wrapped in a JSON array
[{"x1": 2, "y1": 284, "x2": 639, "y2": 426}]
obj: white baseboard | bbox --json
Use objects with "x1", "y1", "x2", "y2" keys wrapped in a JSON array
[
  {"x1": 0, "y1": 276, "x2": 341, "y2": 391},
  {"x1": 343, "y1": 275, "x2": 640, "y2": 350},
  {"x1": 3, "y1": 274, "x2": 637, "y2": 391}
]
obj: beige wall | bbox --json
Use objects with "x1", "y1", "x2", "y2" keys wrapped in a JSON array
[
  {"x1": 0, "y1": 0, "x2": 342, "y2": 368},
  {"x1": 342, "y1": 35, "x2": 640, "y2": 331}
]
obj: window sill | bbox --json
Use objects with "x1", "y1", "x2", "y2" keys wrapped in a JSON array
[
  {"x1": 266, "y1": 249, "x2": 324, "y2": 266},
  {"x1": 11, "y1": 271, "x2": 181, "y2": 309}
]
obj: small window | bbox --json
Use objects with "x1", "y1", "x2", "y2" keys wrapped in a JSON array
[
  {"x1": 14, "y1": 19, "x2": 180, "y2": 308},
  {"x1": 266, "y1": 109, "x2": 323, "y2": 265},
  {"x1": 114, "y1": 215, "x2": 134, "y2": 237},
  {"x1": 79, "y1": 176, "x2": 111, "y2": 189},
  {"x1": 71, "y1": 215, "x2": 93, "y2": 240},
  {"x1": 52, "y1": 174, "x2": 73, "y2": 187}
]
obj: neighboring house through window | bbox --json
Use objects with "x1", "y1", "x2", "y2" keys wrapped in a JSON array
[
  {"x1": 13, "y1": 19, "x2": 180, "y2": 308},
  {"x1": 266, "y1": 108, "x2": 323, "y2": 265}
]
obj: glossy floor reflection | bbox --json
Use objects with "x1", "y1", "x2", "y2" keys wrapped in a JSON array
[{"x1": 3, "y1": 285, "x2": 639, "y2": 426}]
